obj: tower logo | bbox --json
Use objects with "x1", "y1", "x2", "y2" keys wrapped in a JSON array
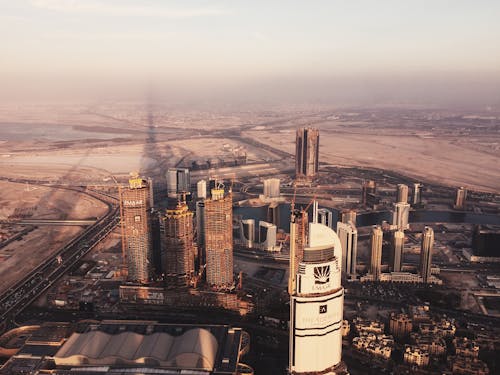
[{"x1": 314, "y1": 265, "x2": 330, "y2": 284}]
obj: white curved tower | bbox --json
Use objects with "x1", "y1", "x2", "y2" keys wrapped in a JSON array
[{"x1": 289, "y1": 222, "x2": 346, "y2": 374}]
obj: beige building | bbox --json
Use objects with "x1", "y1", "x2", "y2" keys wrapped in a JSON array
[{"x1": 120, "y1": 176, "x2": 152, "y2": 284}]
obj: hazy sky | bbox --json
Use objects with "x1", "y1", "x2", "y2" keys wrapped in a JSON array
[{"x1": 2, "y1": 0, "x2": 500, "y2": 106}]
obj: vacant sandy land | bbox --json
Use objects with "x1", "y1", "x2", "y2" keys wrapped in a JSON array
[
  {"x1": 244, "y1": 130, "x2": 500, "y2": 193},
  {"x1": 0, "y1": 181, "x2": 109, "y2": 220},
  {"x1": 0, "y1": 181, "x2": 110, "y2": 293},
  {"x1": 0, "y1": 226, "x2": 82, "y2": 294}
]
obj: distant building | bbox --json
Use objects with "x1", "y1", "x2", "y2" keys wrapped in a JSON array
[
  {"x1": 337, "y1": 221, "x2": 358, "y2": 277},
  {"x1": 259, "y1": 221, "x2": 279, "y2": 252},
  {"x1": 239, "y1": 219, "x2": 255, "y2": 248},
  {"x1": 420, "y1": 226, "x2": 434, "y2": 283},
  {"x1": 197, "y1": 179, "x2": 207, "y2": 199},
  {"x1": 262, "y1": 178, "x2": 280, "y2": 199},
  {"x1": 362, "y1": 180, "x2": 377, "y2": 207},
  {"x1": 411, "y1": 333, "x2": 446, "y2": 356},
  {"x1": 389, "y1": 313, "x2": 412, "y2": 339},
  {"x1": 454, "y1": 337, "x2": 480, "y2": 358},
  {"x1": 295, "y1": 127, "x2": 319, "y2": 179},
  {"x1": 353, "y1": 332, "x2": 393, "y2": 360},
  {"x1": 393, "y1": 202, "x2": 410, "y2": 231},
  {"x1": 317, "y1": 208, "x2": 334, "y2": 228},
  {"x1": 341, "y1": 209, "x2": 356, "y2": 226},
  {"x1": 404, "y1": 345, "x2": 430, "y2": 367},
  {"x1": 267, "y1": 202, "x2": 280, "y2": 228},
  {"x1": 412, "y1": 183, "x2": 422, "y2": 207},
  {"x1": 204, "y1": 184, "x2": 233, "y2": 289},
  {"x1": 472, "y1": 225, "x2": 500, "y2": 258},
  {"x1": 167, "y1": 168, "x2": 190, "y2": 198},
  {"x1": 450, "y1": 356, "x2": 490, "y2": 375},
  {"x1": 454, "y1": 186, "x2": 467, "y2": 210},
  {"x1": 370, "y1": 225, "x2": 383, "y2": 281},
  {"x1": 391, "y1": 230, "x2": 405, "y2": 272},
  {"x1": 120, "y1": 175, "x2": 153, "y2": 284},
  {"x1": 397, "y1": 184, "x2": 409, "y2": 204},
  {"x1": 159, "y1": 198, "x2": 195, "y2": 285}
]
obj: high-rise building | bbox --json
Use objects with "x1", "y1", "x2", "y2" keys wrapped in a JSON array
[
  {"x1": 397, "y1": 184, "x2": 409, "y2": 204},
  {"x1": 391, "y1": 230, "x2": 405, "y2": 272},
  {"x1": 420, "y1": 226, "x2": 434, "y2": 283},
  {"x1": 295, "y1": 127, "x2": 319, "y2": 179},
  {"x1": 393, "y1": 202, "x2": 410, "y2": 231},
  {"x1": 160, "y1": 199, "x2": 195, "y2": 285},
  {"x1": 263, "y1": 178, "x2": 281, "y2": 199},
  {"x1": 289, "y1": 222, "x2": 345, "y2": 374},
  {"x1": 120, "y1": 176, "x2": 153, "y2": 284},
  {"x1": 195, "y1": 201, "x2": 205, "y2": 264},
  {"x1": 239, "y1": 219, "x2": 255, "y2": 248},
  {"x1": 204, "y1": 184, "x2": 233, "y2": 288},
  {"x1": 370, "y1": 225, "x2": 383, "y2": 281},
  {"x1": 288, "y1": 209, "x2": 308, "y2": 294},
  {"x1": 454, "y1": 187, "x2": 467, "y2": 210},
  {"x1": 341, "y1": 209, "x2": 357, "y2": 226},
  {"x1": 197, "y1": 179, "x2": 207, "y2": 199},
  {"x1": 336, "y1": 221, "x2": 358, "y2": 277},
  {"x1": 167, "y1": 168, "x2": 191, "y2": 198},
  {"x1": 259, "y1": 221, "x2": 278, "y2": 252},
  {"x1": 317, "y1": 208, "x2": 333, "y2": 228},
  {"x1": 267, "y1": 202, "x2": 280, "y2": 228},
  {"x1": 362, "y1": 180, "x2": 378, "y2": 207},
  {"x1": 412, "y1": 183, "x2": 422, "y2": 207}
]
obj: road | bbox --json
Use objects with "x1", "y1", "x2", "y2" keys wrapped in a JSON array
[{"x1": 0, "y1": 182, "x2": 120, "y2": 334}]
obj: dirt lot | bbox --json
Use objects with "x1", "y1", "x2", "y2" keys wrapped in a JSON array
[{"x1": 0, "y1": 181, "x2": 109, "y2": 293}]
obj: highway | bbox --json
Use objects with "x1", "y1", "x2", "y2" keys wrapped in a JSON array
[{"x1": 0, "y1": 182, "x2": 120, "y2": 334}]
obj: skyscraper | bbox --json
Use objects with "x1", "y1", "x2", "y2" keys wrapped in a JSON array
[
  {"x1": 120, "y1": 175, "x2": 153, "y2": 284},
  {"x1": 317, "y1": 208, "x2": 333, "y2": 228},
  {"x1": 397, "y1": 184, "x2": 409, "y2": 203},
  {"x1": 167, "y1": 168, "x2": 191, "y2": 198},
  {"x1": 239, "y1": 219, "x2": 255, "y2": 248},
  {"x1": 454, "y1": 187, "x2": 467, "y2": 210},
  {"x1": 295, "y1": 127, "x2": 319, "y2": 179},
  {"x1": 204, "y1": 184, "x2": 233, "y2": 288},
  {"x1": 259, "y1": 221, "x2": 278, "y2": 252},
  {"x1": 370, "y1": 225, "x2": 383, "y2": 281},
  {"x1": 289, "y1": 222, "x2": 346, "y2": 374},
  {"x1": 263, "y1": 178, "x2": 281, "y2": 199},
  {"x1": 195, "y1": 200, "x2": 205, "y2": 264},
  {"x1": 288, "y1": 209, "x2": 308, "y2": 295},
  {"x1": 197, "y1": 179, "x2": 207, "y2": 199},
  {"x1": 393, "y1": 202, "x2": 410, "y2": 231},
  {"x1": 362, "y1": 180, "x2": 378, "y2": 207},
  {"x1": 336, "y1": 221, "x2": 358, "y2": 277},
  {"x1": 420, "y1": 226, "x2": 434, "y2": 283},
  {"x1": 412, "y1": 183, "x2": 422, "y2": 207},
  {"x1": 341, "y1": 209, "x2": 357, "y2": 226},
  {"x1": 391, "y1": 230, "x2": 405, "y2": 272},
  {"x1": 159, "y1": 198, "x2": 195, "y2": 285}
]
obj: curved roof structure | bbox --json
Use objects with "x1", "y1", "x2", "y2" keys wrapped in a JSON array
[{"x1": 54, "y1": 328, "x2": 218, "y2": 370}]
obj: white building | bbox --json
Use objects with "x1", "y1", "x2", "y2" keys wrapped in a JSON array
[
  {"x1": 239, "y1": 219, "x2": 255, "y2": 248},
  {"x1": 336, "y1": 221, "x2": 358, "y2": 277},
  {"x1": 259, "y1": 221, "x2": 279, "y2": 252},
  {"x1": 197, "y1": 179, "x2": 207, "y2": 199},
  {"x1": 263, "y1": 178, "x2": 281, "y2": 199},
  {"x1": 289, "y1": 222, "x2": 345, "y2": 374},
  {"x1": 393, "y1": 202, "x2": 410, "y2": 231}
]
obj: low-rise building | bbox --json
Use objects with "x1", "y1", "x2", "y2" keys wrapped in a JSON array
[
  {"x1": 450, "y1": 356, "x2": 489, "y2": 375},
  {"x1": 410, "y1": 333, "x2": 447, "y2": 356},
  {"x1": 454, "y1": 337, "x2": 480, "y2": 358},
  {"x1": 403, "y1": 345, "x2": 430, "y2": 367},
  {"x1": 389, "y1": 312, "x2": 413, "y2": 339}
]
